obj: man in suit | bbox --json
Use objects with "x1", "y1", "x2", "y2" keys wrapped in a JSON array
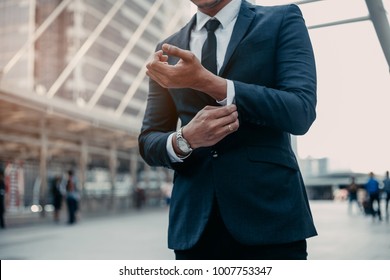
[{"x1": 139, "y1": 0, "x2": 317, "y2": 259}]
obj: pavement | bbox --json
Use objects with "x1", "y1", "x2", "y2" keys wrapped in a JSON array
[
  {"x1": 0, "y1": 200, "x2": 389, "y2": 260},
  {"x1": 307, "y1": 200, "x2": 390, "y2": 260}
]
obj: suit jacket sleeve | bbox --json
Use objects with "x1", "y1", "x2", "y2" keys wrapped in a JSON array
[
  {"x1": 234, "y1": 4, "x2": 317, "y2": 135},
  {"x1": 138, "y1": 43, "x2": 179, "y2": 169}
]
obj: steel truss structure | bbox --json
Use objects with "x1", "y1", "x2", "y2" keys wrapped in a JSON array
[{"x1": 0, "y1": 0, "x2": 389, "y2": 208}]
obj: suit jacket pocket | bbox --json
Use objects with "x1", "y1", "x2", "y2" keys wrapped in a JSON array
[{"x1": 246, "y1": 145, "x2": 299, "y2": 171}]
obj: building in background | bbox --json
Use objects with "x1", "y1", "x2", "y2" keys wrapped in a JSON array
[
  {"x1": 0, "y1": 0, "x2": 188, "y2": 211},
  {"x1": 1, "y1": 0, "x2": 188, "y2": 122},
  {"x1": 300, "y1": 157, "x2": 329, "y2": 178}
]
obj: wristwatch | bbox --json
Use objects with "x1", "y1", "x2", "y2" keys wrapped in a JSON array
[{"x1": 176, "y1": 127, "x2": 193, "y2": 158}]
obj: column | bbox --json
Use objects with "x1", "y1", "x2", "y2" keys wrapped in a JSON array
[
  {"x1": 79, "y1": 137, "x2": 88, "y2": 195},
  {"x1": 130, "y1": 149, "x2": 139, "y2": 207},
  {"x1": 109, "y1": 142, "x2": 117, "y2": 208},
  {"x1": 39, "y1": 119, "x2": 48, "y2": 217}
]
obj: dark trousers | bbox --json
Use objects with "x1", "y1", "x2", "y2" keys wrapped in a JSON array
[
  {"x1": 0, "y1": 210, "x2": 4, "y2": 229},
  {"x1": 369, "y1": 193, "x2": 382, "y2": 220},
  {"x1": 175, "y1": 203, "x2": 307, "y2": 260},
  {"x1": 0, "y1": 198, "x2": 5, "y2": 228},
  {"x1": 385, "y1": 192, "x2": 390, "y2": 217},
  {"x1": 66, "y1": 197, "x2": 78, "y2": 224}
]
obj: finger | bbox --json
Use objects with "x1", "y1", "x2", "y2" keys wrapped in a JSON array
[
  {"x1": 146, "y1": 53, "x2": 159, "y2": 70},
  {"x1": 153, "y1": 50, "x2": 164, "y2": 61},
  {"x1": 211, "y1": 105, "x2": 237, "y2": 119},
  {"x1": 146, "y1": 60, "x2": 172, "y2": 78},
  {"x1": 160, "y1": 54, "x2": 168, "y2": 63},
  {"x1": 203, "y1": 105, "x2": 220, "y2": 111},
  {"x1": 146, "y1": 51, "x2": 169, "y2": 70},
  {"x1": 203, "y1": 110, "x2": 238, "y2": 136},
  {"x1": 219, "y1": 111, "x2": 238, "y2": 128},
  {"x1": 227, "y1": 104, "x2": 237, "y2": 113},
  {"x1": 203, "y1": 104, "x2": 236, "y2": 111},
  {"x1": 157, "y1": 51, "x2": 168, "y2": 63},
  {"x1": 162, "y1": 43, "x2": 195, "y2": 63},
  {"x1": 224, "y1": 119, "x2": 239, "y2": 134},
  {"x1": 227, "y1": 124, "x2": 234, "y2": 133}
]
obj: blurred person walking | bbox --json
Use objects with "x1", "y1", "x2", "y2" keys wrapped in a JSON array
[
  {"x1": 0, "y1": 171, "x2": 6, "y2": 229},
  {"x1": 383, "y1": 171, "x2": 390, "y2": 220},
  {"x1": 365, "y1": 172, "x2": 382, "y2": 221},
  {"x1": 347, "y1": 176, "x2": 360, "y2": 214},
  {"x1": 133, "y1": 186, "x2": 145, "y2": 210},
  {"x1": 65, "y1": 170, "x2": 80, "y2": 225},
  {"x1": 51, "y1": 175, "x2": 64, "y2": 222},
  {"x1": 161, "y1": 180, "x2": 173, "y2": 208}
]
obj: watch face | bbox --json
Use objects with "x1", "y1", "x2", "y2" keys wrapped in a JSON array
[{"x1": 178, "y1": 138, "x2": 191, "y2": 153}]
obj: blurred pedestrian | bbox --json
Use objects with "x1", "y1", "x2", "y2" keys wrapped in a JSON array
[
  {"x1": 365, "y1": 172, "x2": 382, "y2": 221},
  {"x1": 51, "y1": 175, "x2": 63, "y2": 222},
  {"x1": 0, "y1": 171, "x2": 6, "y2": 229},
  {"x1": 65, "y1": 170, "x2": 79, "y2": 225},
  {"x1": 383, "y1": 171, "x2": 390, "y2": 220},
  {"x1": 134, "y1": 186, "x2": 145, "y2": 210},
  {"x1": 161, "y1": 181, "x2": 173, "y2": 208},
  {"x1": 347, "y1": 176, "x2": 360, "y2": 214}
]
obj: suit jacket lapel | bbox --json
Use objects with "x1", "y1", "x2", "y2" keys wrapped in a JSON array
[{"x1": 219, "y1": 1, "x2": 256, "y2": 76}]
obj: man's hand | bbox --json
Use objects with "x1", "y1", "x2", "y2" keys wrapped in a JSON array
[
  {"x1": 173, "y1": 105, "x2": 239, "y2": 153},
  {"x1": 146, "y1": 44, "x2": 227, "y2": 101},
  {"x1": 146, "y1": 44, "x2": 204, "y2": 89}
]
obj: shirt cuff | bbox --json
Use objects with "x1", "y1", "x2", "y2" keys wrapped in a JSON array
[
  {"x1": 166, "y1": 132, "x2": 183, "y2": 163},
  {"x1": 216, "y1": 79, "x2": 235, "y2": 106}
]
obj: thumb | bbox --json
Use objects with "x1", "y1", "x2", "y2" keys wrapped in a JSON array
[{"x1": 162, "y1": 43, "x2": 193, "y2": 62}]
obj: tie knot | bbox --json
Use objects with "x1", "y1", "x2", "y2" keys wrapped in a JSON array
[{"x1": 204, "y1": 19, "x2": 220, "y2": 33}]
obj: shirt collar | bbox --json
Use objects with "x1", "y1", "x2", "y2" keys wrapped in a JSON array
[{"x1": 195, "y1": 0, "x2": 241, "y2": 31}]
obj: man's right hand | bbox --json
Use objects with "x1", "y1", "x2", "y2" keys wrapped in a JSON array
[{"x1": 146, "y1": 44, "x2": 228, "y2": 102}]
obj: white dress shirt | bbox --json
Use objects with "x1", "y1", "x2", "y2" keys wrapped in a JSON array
[{"x1": 167, "y1": 0, "x2": 241, "y2": 162}]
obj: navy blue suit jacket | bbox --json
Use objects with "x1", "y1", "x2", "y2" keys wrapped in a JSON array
[{"x1": 139, "y1": 1, "x2": 318, "y2": 250}]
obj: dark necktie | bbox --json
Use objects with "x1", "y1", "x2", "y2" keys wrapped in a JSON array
[{"x1": 201, "y1": 19, "x2": 220, "y2": 75}]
